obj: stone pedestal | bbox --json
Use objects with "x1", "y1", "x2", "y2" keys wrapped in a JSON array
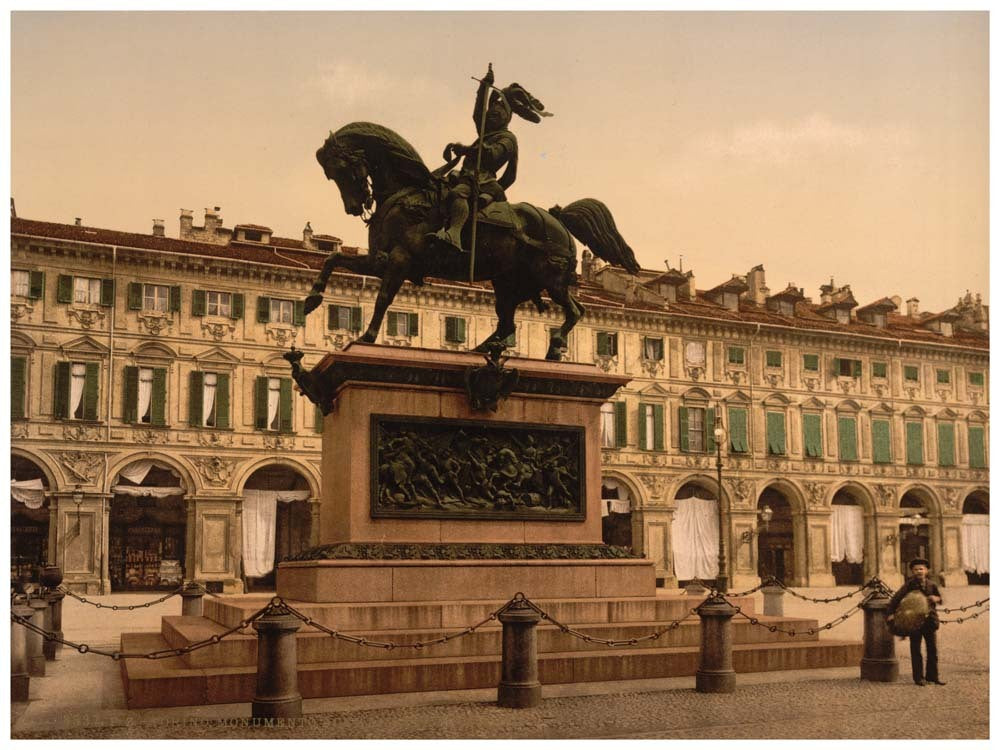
[
  {"x1": 695, "y1": 595, "x2": 738, "y2": 693},
  {"x1": 860, "y1": 592, "x2": 898, "y2": 682},
  {"x1": 11, "y1": 603, "x2": 33, "y2": 702},
  {"x1": 180, "y1": 582, "x2": 205, "y2": 616},
  {"x1": 44, "y1": 591, "x2": 65, "y2": 660},
  {"x1": 251, "y1": 610, "x2": 303, "y2": 719},
  {"x1": 497, "y1": 599, "x2": 542, "y2": 708},
  {"x1": 27, "y1": 597, "x2": 49, "y2": 677},
  {"x1": 762, "y1": 585, "x2": 784, "y2": 617}
]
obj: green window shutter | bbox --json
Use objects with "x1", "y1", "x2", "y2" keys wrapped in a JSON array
[
  {"x1": 279, "y1": 378, "x2": 294, "y2": 433},
  {"x1": 969, "y1": 371, "x2": 984, "y2": 386},
  {"x1": 457, "y1": 318, "x2": 466, "y2": 343},
  {"x1": 803, "y1": 413, "x2": 823, "y2": 458},
  {"x1": 151, "y1": 368, "x2": 167, "y2": 426},
  {"x1": 653, "y1": 404, "x2": 664, "y2": 451},
  {"x1": 192, "y1": 290, "x2": 206, "y2": 317},
  {"x1": 11, "y1": 357, "x2": 26, "y2": 419},
  {"x1": 169, "y1": 286, "x2": 181, "y2": 313},
  {"x1": 327, "y1": 305, "x2": 338, "y2": 330},
  {"x1": 937, "y1": 422, "x2": 955, "y2": 467},
  {"x1": 257, "y1": 297, "x2": 271, "y2": 324},
  {"x1": 445, "y1": 316, "x2": 457, "y2": 343},
  {"x1": 803, "y1": 353, "x2": 819, "y2": 371},
  {"x1": 387, "y1": 313, "x2": 398, "y2": 337},
  {"x1": 872, "y1": 361, "x2": 887, "y2": 378},
  {"x1": 832, "y1": 358, "x2": 841, "y2": 376},
  {"x1": 705, "y1": 407, "x2": 716, "y2": 452},
  {"x1": 766, "y1": 412, "x2": 786, "y2": 455},
  {"x1": 100, "y1": 278, "x2": 115, "y2": 307},
  {"x1": 853, "y1": 360, "x2": 862, "y2": 378},
  {"x1": 766, "y1": 350, "x2": 782, "y2": 368},
  {"x1": 614, "y1": 401, "x2": 627, "y2": 447},
  {"x1": 968, "y1": 426, "x2": 986, "y2": 468},
  {"x1": 904, "y1": 365, "x2": 919, "y2": 382},
  {"x1": 728, "y1": 407, "x2": 748, "y2": 453},
  {"x1": 293, "y1": 300, "x2": 306, "y2": 326},
  {"x1": 936, "y1": 369, "x2": 950, "y2": 384},
  {"x1": 28, "y1": 271, "x2": 44, "y2": 300},
  {"x1": 350, "y1": 306, "x2": 362, "y2": 332},
  {"x1": 728, "y1": 347, "x2": 744, "y2": 364},
  {"x1": 215, "y1": 373, "x2": 231, "y2": 429},
  {"x1": 127, "y1": 282, "x2": 143, "y2": 310},
  {"x1": 609, "y1": 334, "x2": 618, "y2": 356},
  {"x1": 231, "y1": 293, "x2": 245, "y2": 320},
  {"x1": 408, "y1": 312, "x2": 419, "y2": 337},
  {"x1": 189, "y1": 371, "x2": 204, "y2": 426},
  {"x1": 678, "y1": 406, "x2": 689, "y2": 452},
  {"x1": 638, "y1": 403, "x2": 648, "y2": 450},
  {"x1": 837, "y1": 416, "x2": 857, "y2": 461},
  {"x1": 906, "y1": 422, "x2": 924, "y2": 465},
  {"x1": 254, "y1": 377, "x2": 269, "y2": 429},
  {"x1": 53, "y1": 362, "x2": 71, "y2": 419},
  {"x1": 314, "y1": 404, "x2": 324, "y2": 433},
  {"x1": 597, "y1": 332, "x2": 609, "y2": 356},
  {"x1": 123, "y1": 366, "x2": 139, "y2": 423},
  {"x1": 871, "y1": 419, "x2": 891, "y2": 464},
  {"x1": 83, "y1": 362, "x2": 100, "y2": 420},
  {"x1": 57, "y1": 275, "x2": 73, "y2": 304}
]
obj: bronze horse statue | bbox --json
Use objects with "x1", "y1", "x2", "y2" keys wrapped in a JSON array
[{"x1": 305, "y1": 122, "x2": 639, "y2": 360}]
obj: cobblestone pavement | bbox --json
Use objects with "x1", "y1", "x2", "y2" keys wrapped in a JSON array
[{"x1": 11, "y1": 585, "x2": 989, "y2": 739}]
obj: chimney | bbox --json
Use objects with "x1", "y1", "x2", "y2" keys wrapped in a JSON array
[
  {"x1": 746, "y1": 264, "x2": 767, "y2": 304},
  {"x1": 152, "y1": 219, "x2": 165, "y2": 237},
  {"x1": 686, "y1": 272, "x2": 697, "y2": 300},
  {"x1": 303, "y1": 221, "x2": 314, "y2": 250},
  {"x1": 74, "y1": 218, "x2": 82, "y2": 226},
  {"x1": 204, "y1": 206, "x2": 222, "y2": 235},
  {"x1": 179, "y1": 209, "x2": 194, "y2": 238},
  {"x1": 906, "y1": 297, "x2": 919, "y2": 318}
]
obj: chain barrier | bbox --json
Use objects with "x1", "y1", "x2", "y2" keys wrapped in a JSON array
[
  {"x1": 58, "y1": 584, "x2": 185, "y2": 610},
  {"x1": 731, "y1": 597, "x2": 865, "y2": 636},
  {"x1": 522, "y1": 594, "x2": 706, "y2": 647},
  {"x1": 759, "y1": 576, "x2": 877, "y2": 604},
  {"x1": 10, "y1": 601, "x2": 272, "y2": 660},
  {"x1": 938, "y1": 597, "x2": 989, "y2": 614},
  {"x1": 280, "y1": 595, "x2": 517, "y2": 650},
  {"x1": 939, "y1": 604, "x2": 989, "y2": 625}
]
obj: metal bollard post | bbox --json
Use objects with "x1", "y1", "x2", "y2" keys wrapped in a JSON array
[
  {"x1": 44, "y1": 590, "x2": 65, "y2": 660},
  {"x1": 27, "y1": 596, "x2": 49, "y2": 677},
  {"x1": 860, "y1": 588, "x2": 898, "y2": 682},
  {"x1": 497, "y1": 597, "x2": 542, "y2": 708},
  {"x1": 12, "y1": 602, "x2": 34, "y2": 701},
  {"x1": 251, "y1": 606, "x2": 303, "y2": 719},
  {"x1": 696, "y1": 593, "x2": 738, "y2": 693},
  {"x1": 180, "y1": 581, "x2": 205, "y2": 617},
  {"x1": 762, "y1": 584, "x2": 784, "y2": 617}
]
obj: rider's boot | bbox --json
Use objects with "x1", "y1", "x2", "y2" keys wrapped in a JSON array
[{"x1": 426, "y1": 195, "x2": 470, "y2": 253}]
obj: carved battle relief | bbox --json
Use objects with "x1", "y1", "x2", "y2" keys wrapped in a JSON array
[{"x1": 371, "y1": 415, "x2": 585, "y2": 521}]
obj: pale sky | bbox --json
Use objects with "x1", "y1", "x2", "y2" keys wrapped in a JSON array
[{"x1": 11, "y1": 11, "x2": 988, "y2": 313}]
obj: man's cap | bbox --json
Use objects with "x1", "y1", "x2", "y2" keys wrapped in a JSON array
[{"x1": 908, "y1": 557, "x2": 930, "y2": 570}]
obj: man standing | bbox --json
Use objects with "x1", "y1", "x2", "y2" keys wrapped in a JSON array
[{"x1": 887, "y1": 558, "x2": 945, "y2": 686}]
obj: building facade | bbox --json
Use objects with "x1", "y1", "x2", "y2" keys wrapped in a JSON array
[{"x1": 10, "y1": 208, "x2": 989, "y2": 593}]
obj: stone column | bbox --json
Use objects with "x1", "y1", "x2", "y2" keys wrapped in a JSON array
[
  {"x1": 27, "y1": 596, "x2": 49, "y2": 677},
  {"x1": 11, "y1": 602, "x2": 33, "y2": 701},
  {"x1": 180, "y1": 581, "x2": 205, "y2": 617},
  {"x1": 497, "y1": 599, "x2": 542, "y2": 708},
  {"x1": 860, "y1": 590, "x2": 898, "y2": 682},
  {"x1": 695, "y1": 594, "x2": 737, "y2": 693},
  {"x1": 251, "y1": 608, "x2": 303, "y2": 719},
  {"x1": 44, "y1": 590, "x2": 65, "y2": 660}
]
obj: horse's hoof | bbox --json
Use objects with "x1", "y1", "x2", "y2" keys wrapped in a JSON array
[
  {"x1": 357, "y1": 332, "x2": 376, "y2": 344},
  {"x1": 303, "y1": 294, "x2": 323, "y2": 315}
]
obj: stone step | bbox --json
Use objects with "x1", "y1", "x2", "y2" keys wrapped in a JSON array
[
  {"x1": 204, "y1": 594, "x2": 757, "y2": 632},
  {"x1": 120, "y1": 632, "x2": 863, "y2": 708},
  {"x1": 162, "y1": 614, "x2": 822, "y2": 669}
]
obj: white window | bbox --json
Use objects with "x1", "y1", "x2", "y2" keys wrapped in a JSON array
[
  {"x1": 643, "y1": 404, "x2": 655, "y2": 449},
  {"x1": 687, "y1": 407, "x2": 705, "y2": 452},
  {"x1": 70, "y1": 363, "x2": 87, "y2": 419},
  {"x1": 643, "y1": 337, "x2": 664, "y2": 361},
  {"x1": 12, "y1": 270, "x2": 29, "y2": 297},
  {"x1": 600, "y1": 403, "x2": 616, "y2": 449},
  {"x1": 137, "y1": 367, "x2": 154, "y2": 423},
  {"x1": 202, "y1": 373, "x2": 218, "y2": 427},
  {"x1": 270, "y1": 299, "x2": 294, "y2": 324},
  {"x1": 74, "y1": 277, "x2": 102, "y2": 304},
  {"x1": 267, "y1": 377, "x2": 281, "y2": 431},
  {"x1": 143, "y1": 284, "x2": 169, "y2": 312},
  {"x1": 206, "y1": 291, "x2": 232, "y2": 317}
]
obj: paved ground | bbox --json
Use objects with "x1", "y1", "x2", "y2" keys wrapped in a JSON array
[{"x1": 11, "y1": 584, "x2": 989, "y2": 739}]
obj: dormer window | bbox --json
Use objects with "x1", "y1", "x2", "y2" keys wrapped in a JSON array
[
  {"x1": 870, "y1": 312, "x2": 886, "y2": 328},
  {"x1": 777, "y1": 300, "x2": 794, "y2": 316},
  {"x1": 722, "y1": 292, "x2": 739, "y2": 311},
  {"x1": 659, "y1": 284, "x2": 677, "y2": 302},
  {"x1": 317, "y1": 240, "x2": 335, "y2": 253},
  {"x1": 940, "y1": 321, "x2": 953, "y2": 337},
  {"x1": 244, "y1": 229, "x2": 263, "y2": 242},
  {"x1": 836, "y1": 308, "x2": 850, "y2": 325}
]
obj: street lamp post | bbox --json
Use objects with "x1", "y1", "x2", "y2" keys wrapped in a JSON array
[{"x1": 713, "y1": 409, "x2": 728, "y2": 593}]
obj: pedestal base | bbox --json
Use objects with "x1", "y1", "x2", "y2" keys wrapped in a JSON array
[
  {"x1": 497, "y1": 682, "x2": 542, "y2": 708},
  {"x1": 860, "y1": 658, "x2": 899, "y2": 682},
  {"x1": 695, "y1": 669, "x2": 736, "y2": 693},
  {"x1": 251, "y1": 697, "x2": 303, "y2": 719}
]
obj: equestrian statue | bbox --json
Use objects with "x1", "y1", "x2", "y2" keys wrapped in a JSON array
[{"x1": 304, "y1": 64, "x2": 640, "y2": 361}]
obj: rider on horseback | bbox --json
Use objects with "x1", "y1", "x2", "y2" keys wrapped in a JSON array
[{"x1": 429, "y1": 65, "x2": 550, "y2": 253}]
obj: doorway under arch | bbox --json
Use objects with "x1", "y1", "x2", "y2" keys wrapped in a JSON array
[
  {"x1": 962, "y1": 491, "x2": 989, "y2": 585},
  {"x1": 757, "y1": 487, "x2": 794, "y2": 584},
  {"x1": 830, "y1": 489, "x2": 865, "y2": 585},
  {"x1": 898, "y1": 490, "x2": 932, "y2": 574},
  {"x1": 11, "y1": 455, "x2": 51, "y2": 584},
  {"x1": 600, "y1": 477, "x2": 633, "y2": 549},
  {"x1": 242, "y1": 465, "x2": 312, "y2": 592}
]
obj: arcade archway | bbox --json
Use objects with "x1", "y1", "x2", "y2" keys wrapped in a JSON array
[
  {"x1": 11, "y1": 455, "x2": 51, "y2": 584},
  {"x1": 242, "y1": 465, "x2": 312, "y2": 591},
  {"x1": 600, "y1": 476, "x2": 634, "y2": 548},
  {"x1": 830, "y1": 487, "x2": 868, "y2": 585},
  {"x1": 671, "y1": 478, "x2": 722, "y2": 585},
  {"x1": 757, "y1": 487, "x2": 797, "y2": 584},
  {"x1": 962, "y1": 491, "x2": 989, "y2": 585},
  {"x1": 898, "y1": 489, "x2": 934, "y2": 574}
]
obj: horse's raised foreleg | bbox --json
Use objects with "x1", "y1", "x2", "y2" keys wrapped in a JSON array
[
  {"x1": 545, "y1": 284, "x2": 583, "y2": 361},
  {"x1": 304, "y1": 252, "x2": 382, "y2": 315},
  {"x1": 358, "y1": 249, "x2": 407, "y2": 343}
]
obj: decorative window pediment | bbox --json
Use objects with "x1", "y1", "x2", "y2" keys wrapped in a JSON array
[
  {"x1": 681, "y1": 386, "x2": 712, "y2": 404},
  {"x1": 870, "y1": 401, "x2": 895, "y2": 415},
  {"x1": 638, "y1": 382, "x2": 670, "y2": 397},
  {"x1": 801, "y1": 396, "x2": 827, "y2": 410},
  {"x1": 835, "y1": 399, "x2": 862, "y2": 413},
  {"x1": 61, "y1": 334, "x2": 109, "y2": 355},
  {"x1": 762, "y1": 392, "x2": 791, "y2": 407},
  {"x1": 722, "y1": 390, "x2": 751, "y2": 404},
  {"x1": 902, "y1": 405, "x2": 927, "y2": 418},
  {"x1": 192, "y1": 346, "x2": 241, "y2": 367}
]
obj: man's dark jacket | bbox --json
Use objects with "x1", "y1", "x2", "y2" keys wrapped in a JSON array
[{"x1": 887, "y1": 576, "x2": 943, "y2": 627}]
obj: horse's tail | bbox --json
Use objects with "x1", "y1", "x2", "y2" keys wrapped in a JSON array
[{"x1": 549, "y1": 199, "x2": 640, "y2": 275}]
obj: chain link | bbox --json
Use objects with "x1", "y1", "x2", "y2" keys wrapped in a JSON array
[
  {"x1": 939, "y1": 604, "x2": 989, "y2": 624},
  {"x1": 759, "y1": 576, "x2": 877, "y2": 604},
  {"x1": 58, "y1": 584, "x2": 185, "y2": 610},
  {"x1": 938, "y1": 597, "x2": 989, "y2": 614},
  {"x1": 731, "y1": 598, "x2": 865, "y2": 636}
]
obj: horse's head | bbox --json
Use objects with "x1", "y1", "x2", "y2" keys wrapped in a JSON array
[{"x1": 316, "y1": 133, "x2": 373, "y2": 217}]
